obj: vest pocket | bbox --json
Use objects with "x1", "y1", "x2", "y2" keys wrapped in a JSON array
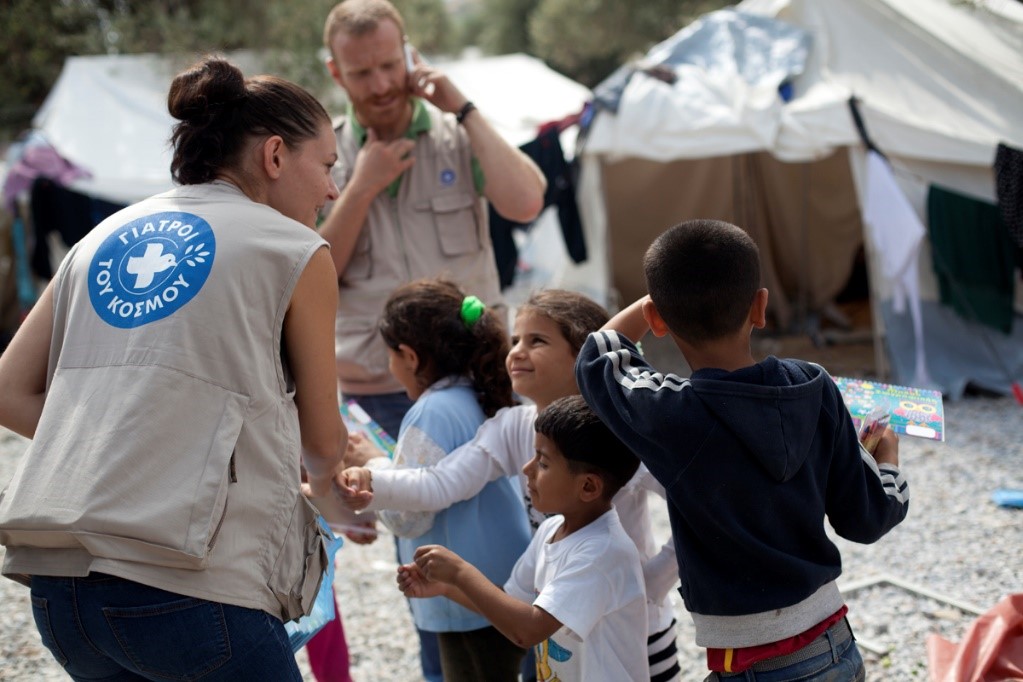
[
  {"x1": 429, "y1": 192, "x2": 483, "y2": 256},
  {"x1": 267, "y1": 495, "x2": 328, "y2": 621},
  {"x1": 0, "y1": 365, "x2": 248, "y2": 570}
]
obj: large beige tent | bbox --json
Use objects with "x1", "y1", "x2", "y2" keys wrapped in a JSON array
[{"x1": 565, "y1": 0, "x2": 1023, "y2": 398}]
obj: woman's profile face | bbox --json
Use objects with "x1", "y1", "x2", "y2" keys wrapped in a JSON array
[{"x1": 268, "y1": 121, "x2": 340, "y2": 228}]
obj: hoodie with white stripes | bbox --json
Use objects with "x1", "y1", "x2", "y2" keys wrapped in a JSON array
[{"x1": 576, "y1": 330, "x2": 909, "y2": 649}]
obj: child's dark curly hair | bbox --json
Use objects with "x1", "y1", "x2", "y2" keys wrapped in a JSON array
[{"x1": 379, "y1": 278, "x2": 514, "y2": 417}]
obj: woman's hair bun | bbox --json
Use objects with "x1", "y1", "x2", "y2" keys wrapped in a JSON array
[{"x1": 168, "y1": 56, "x2": 247, "y2": 123}]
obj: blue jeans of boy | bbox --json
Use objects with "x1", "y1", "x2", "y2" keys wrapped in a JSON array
[
  {"x1": 704, "y1": 629, "x2": 865, "y2": 682},
  {"x1": 30, "y1": 573, "x2": 302, "y2": 681}
]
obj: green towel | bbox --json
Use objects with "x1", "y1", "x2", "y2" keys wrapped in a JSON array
[{"x1": 927, "y1": 185, "x2": 1016, "y2": 334}]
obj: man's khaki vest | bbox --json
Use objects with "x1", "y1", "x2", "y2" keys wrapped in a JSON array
[
  {"x1": 332, "y1": 106, "x2": 504, "y2": 395},
  {"x1": 0, "y1": 181, "x2": 329, "y2": 621}
]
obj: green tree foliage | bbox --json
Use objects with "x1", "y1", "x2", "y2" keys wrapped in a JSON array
[
  {"x1": 476, "y1": 0, "x2": 539, "y2": 55},
  {"x1": 528, "y1": 0, "x2": 729, "y2": 87},
  {"x1": 393, "y1": 0, "x2": 452, "y2": 55},
  {"x1": 0, "y1": 1, "x2": 106, "y2": 131},
  {"x1": 0, "y1": 0, "x2": 448, "y2": 138}
]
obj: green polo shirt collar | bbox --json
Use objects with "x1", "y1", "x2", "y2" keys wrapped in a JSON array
[
  {"x1": 347, "y1": 98, "x2": 485, "y2": 197},
  {"x1": 348, "y1": 99, "x2": 431, "y2": 197}
]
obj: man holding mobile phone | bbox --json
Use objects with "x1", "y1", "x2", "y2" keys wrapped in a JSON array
[
  {"x1": 319, "y1": 2, "x2": 546, "y2": 681},
  {"x1": 321, "y1": 0, "x2": 545, "y2": 440}
]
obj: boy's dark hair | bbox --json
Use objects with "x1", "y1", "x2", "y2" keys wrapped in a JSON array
[
  {"x1": 516, "y1": 289, "x2": 610, "y2": 354},
  {"x1": 644, "y1": 219, "x2": 761, "y2": 344},
  {"x1": 534, "y1": 395, "x2": 639, "y2": 500}
]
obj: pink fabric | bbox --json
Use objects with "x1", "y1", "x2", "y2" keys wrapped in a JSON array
[
  {"x1": 927, "y1": 593, "x2": 1023, "y2": 682},
  {"x1": 305, "y1": 588, "x2": 353, "y2": 682},
  {"x1": 3, "y1": 143, "x2": 91, "y2": 211}
]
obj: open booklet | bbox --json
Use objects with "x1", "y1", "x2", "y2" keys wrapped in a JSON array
[
  {"x1": 340, "y1": 399, "x2": 396, "y2": 458},
  {"x1": 832, "y1": 376, "x2": 945, "y2": 442}
]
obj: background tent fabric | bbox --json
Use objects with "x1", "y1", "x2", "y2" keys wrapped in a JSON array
[
  {"x1": 570, "y1": 0, "x2": 1023, "y2": 399},
  {"x1": 32, "y1": 51, "x2": 590, "y2": 205}
]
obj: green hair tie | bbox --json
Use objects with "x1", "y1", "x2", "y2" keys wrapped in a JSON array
[{"x1": 460, "y1": 295, "x2": 486, "y2": 328}]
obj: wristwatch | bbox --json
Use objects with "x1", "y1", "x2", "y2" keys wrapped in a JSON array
[{"x1": 456, "y1": 100, "x2": 477, "y2": 124}]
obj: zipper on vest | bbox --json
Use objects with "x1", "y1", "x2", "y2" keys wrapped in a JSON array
[
  {"x1": 392, "y1": 201, "x2": 413, "y2": 279},
  {"x1": 229, "y1": 453, "x2": 237, "y2": 482}
]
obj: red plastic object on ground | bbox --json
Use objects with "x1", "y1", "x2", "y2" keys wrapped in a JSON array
[{"x1": 927, "y1": 593, "x2": 1023, "y2": 682}]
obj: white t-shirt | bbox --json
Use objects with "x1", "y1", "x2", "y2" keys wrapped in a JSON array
[
  {"x1": 366, "y1": 404, "x2": 679, "y2": 632},
  {"x1": 504, "y1": 509, "x2": 648, "y2": 682}
]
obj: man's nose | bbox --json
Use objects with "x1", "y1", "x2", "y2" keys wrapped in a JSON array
[{"x1": 369, "y1": 70, "x2": 391, "y2": 95}]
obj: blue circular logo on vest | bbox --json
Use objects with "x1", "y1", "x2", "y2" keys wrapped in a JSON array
[
  {"x1": 440, "y1": 168, "x2": 456, "y2": 186},
  {"x1": 88, "y1": 212, "x2": 216, "y2": 328}
]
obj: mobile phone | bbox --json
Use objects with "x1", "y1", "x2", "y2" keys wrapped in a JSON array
[
  {"x1": 403, "y1": 42, "x2": 415, "y2": 73},
  {"x1": 403, "y1": 42, "x2": 434, "y2": 95}
]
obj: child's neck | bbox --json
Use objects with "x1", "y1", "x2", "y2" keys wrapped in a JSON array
[
  {"x1": 553, "y1": 501, "x2": 612, "y2": 541},
  {"x1": 677, "y1": 331, "x2": 757, "y2": 373}
]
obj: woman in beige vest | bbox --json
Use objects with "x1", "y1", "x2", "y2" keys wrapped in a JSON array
[{"x1": 0, "y1": 56, "x2": 346, "y2": 680}]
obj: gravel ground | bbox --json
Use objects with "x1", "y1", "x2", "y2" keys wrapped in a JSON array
[{"x1": 2, "y1": 394, "x2": 1021, "y2": 681}]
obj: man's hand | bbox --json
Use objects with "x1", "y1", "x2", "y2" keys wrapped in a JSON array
[
  {"x1": 334, "y1": 466, "x2": 374, "y2": 511},
  {"x1": 405, "y1": 48, "x2": 464, "y2": 115},
  {"x1": 397, "y1": 562, "x2": 446, "y2": 599},
  {"x1": 351, "y1": 128, "x2": 415, "y2": 196},
  {"x1": 413, "y1": 544, "x2": 465, "y2": 585}
]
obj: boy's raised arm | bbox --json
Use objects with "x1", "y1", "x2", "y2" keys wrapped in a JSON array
[{"x1": 601, "y1": 295, "x2": 652, "y2": 343}]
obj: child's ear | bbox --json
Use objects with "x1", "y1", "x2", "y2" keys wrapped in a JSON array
[
  {"x1": 642, "y1": 299, "x2": 671, "y2": 338},
  {"x1": 578, "y1": 473, "x2": 604, "y2": 503},
  {"x1": 749, "y1": 288, "x2": 769, "y2": 329},
  {"x1": 397, "y1": 343, "x2": 420, "y2": 373}
]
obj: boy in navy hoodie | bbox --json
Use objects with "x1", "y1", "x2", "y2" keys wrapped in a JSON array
[{"x1": 576, "y1": 219, "x2": 909, "y2": 681}]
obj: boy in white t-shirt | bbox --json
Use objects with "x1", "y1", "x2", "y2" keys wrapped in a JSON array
[{"x1": 398, "y1": 395, "x2": 648, "y2": 682}]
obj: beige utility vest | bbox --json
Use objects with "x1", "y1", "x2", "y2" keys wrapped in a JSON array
[
  {"x1": 332, "y1": 106, "x2": 503, "y2": 395},
  {"x1": 0, "y1": 181, "x2": 329, "y2": 621}
]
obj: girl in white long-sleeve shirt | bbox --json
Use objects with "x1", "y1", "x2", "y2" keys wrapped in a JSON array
[{"x1": 340, "y1": 290, "x2": 682, "y2": 682}]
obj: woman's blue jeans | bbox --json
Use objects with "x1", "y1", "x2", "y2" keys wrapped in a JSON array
[{"x1": 30, "y1": 573, "x2": 302, "y2": 681}]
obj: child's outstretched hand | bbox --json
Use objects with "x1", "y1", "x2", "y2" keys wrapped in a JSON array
[
  {"x1": 413, "y1": 544, "x2": 464, "y2": 585},
  {"x1": 871, "y1": 426, "x2": 900, "y2": 467},
  {"x1": 343, "y1": 432, "x2": 387, "y2": 468},
  {"x1": 397, "y1": 562, "x2": 445, "y2": 599},
  {"x1": 333, "y1": 467, "x2": 374, "y2": 511}
]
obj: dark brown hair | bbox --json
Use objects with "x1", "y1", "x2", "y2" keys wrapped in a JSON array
[
  {"x1": 379, "y1": 278, "x2": 514, "y2": 417},
  {"x1": 515, "y1": 289, "x2": 610, "y2": 354},
  {"x1": 644, "y1": 219, "x2": 761, "y2": 344},
  {"x1": 168, "y1": 55, "x2": 330, "y2": 185},
  {"x1": 535, "y1": 395, "x2": 639, "y2": 500}
]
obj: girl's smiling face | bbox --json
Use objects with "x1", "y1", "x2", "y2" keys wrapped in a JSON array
[{"x1": 505, "y1": 310, "x2": 578, "y2": 410}]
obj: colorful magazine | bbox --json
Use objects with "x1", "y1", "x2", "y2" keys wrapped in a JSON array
[
  {"x1": 832, "y1": 376, "x2": 945, "y2": 442},
  {"x1": 340, "y1": 399, "x2": 397, "y2": 458}
]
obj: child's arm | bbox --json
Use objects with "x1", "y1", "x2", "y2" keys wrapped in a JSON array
[
  {"x1": 827, "y1": 390, "x2": 909, "y2": 542},
  {"x1": 601, "y1": 295, "x2": 652, "y2": 343},
  {"x1": 404, "y1": 545, "x2": 562, "y2": 649},
  {"x1": 870, "y1": 426, "x2": 899, "y2": 467},
  {"x1": 336, "y1": 406, "x2": 530, "y2": 514}
]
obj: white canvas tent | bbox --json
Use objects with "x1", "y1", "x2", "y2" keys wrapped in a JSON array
[
  {"x1": 31, "y1": 51, "x2": 590, "y2": 205},
  {"x1": 569, "y1": 0, "x2": 1023, "y2": 399}
]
